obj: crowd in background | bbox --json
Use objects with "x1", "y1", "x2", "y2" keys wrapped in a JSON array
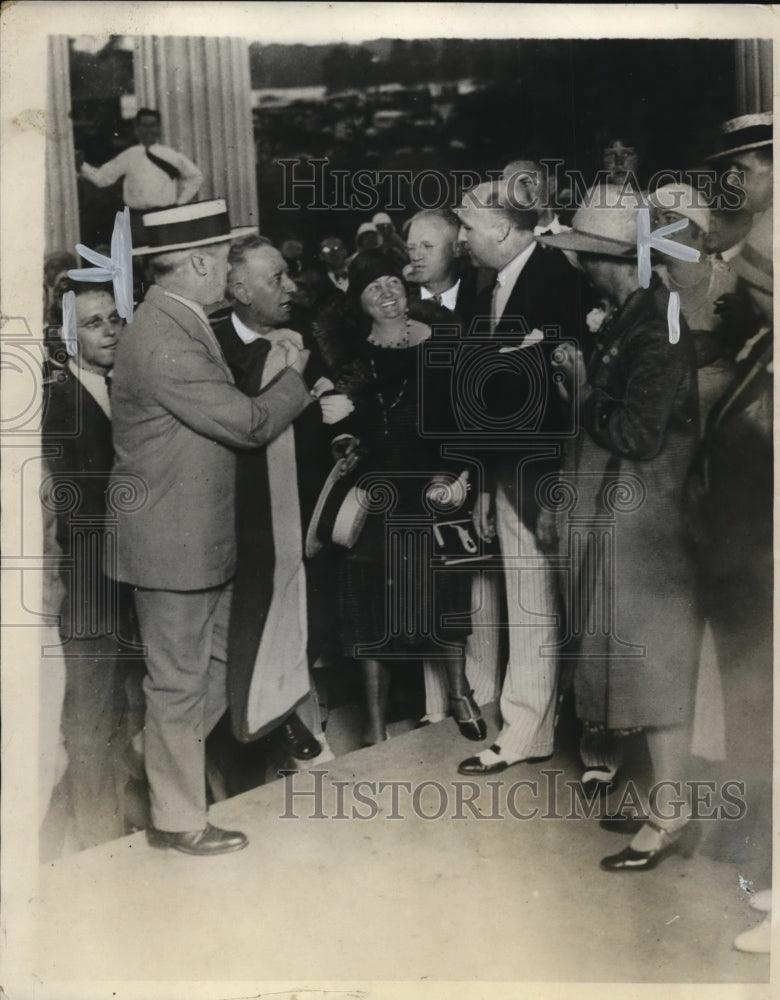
[{"x1": 39, "y1": 105, "x2": 773, "y2": 951}]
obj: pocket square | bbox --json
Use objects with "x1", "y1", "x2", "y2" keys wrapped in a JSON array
[{"x1": 498, "y1": 328, "x2": 545, "y2": 353}]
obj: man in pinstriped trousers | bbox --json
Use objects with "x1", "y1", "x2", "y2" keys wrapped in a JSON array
[{"x1": 453, "y1": 180, "x2": 595, "y2": 775}]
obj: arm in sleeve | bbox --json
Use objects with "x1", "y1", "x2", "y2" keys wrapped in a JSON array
[
  {"x1": 148, "y1": 337, "x2": 312, "y2": 448},
  {"x1": 80, "y1": 149, "x2": 130, "y2": 188},
  {"x1": 581, "y1": 320, "x2": 690, "y2": 460},
  {"x1": 172, "y1": 150, "x2": 204, "y2": 205}
]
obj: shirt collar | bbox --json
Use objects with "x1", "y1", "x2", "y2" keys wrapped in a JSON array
[
  {"x1": 720, "y1": 240, "x2": 744, "y2": 263},
  {"x1": 230, "y1": 311, "x2": 265, "y2": 344},
  {"x1": 162, "y1": 290, "x2": 212, "y2": 331},
  {"x1": 496, "y1": 241, "x2": 537, "y2": 287},
  {"x1": 67, "y1": 359, "x2": 111, "y2": 418},
  {"x1": 420, "y1": 278, "x2": 460, "y2": 310},
  {"x1": 533, "y1": 214, "x2": 565, "y2": 236}
]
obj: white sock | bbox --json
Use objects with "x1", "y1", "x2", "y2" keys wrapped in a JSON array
[{"x1": 479, "y1": 745, "x2": 521, "y2": 765}]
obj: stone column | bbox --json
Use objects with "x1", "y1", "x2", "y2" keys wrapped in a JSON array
[
  {"x1": 735, "y1": 39, "x2": 773, "y2": 114},
  {"x1": 134, "y1": 35, "x2": 259, "y2": 229},
  {"x1": 45, "y1": 35, "x2": 80, "y2": 254}
]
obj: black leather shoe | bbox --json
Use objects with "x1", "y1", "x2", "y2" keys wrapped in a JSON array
[
  {"x1": 458, "y1": 744, "x2": 511, "y2": 775},
  {"x1": 458, "y1": 746, "x2": 553, "y2": 775},
  {"x1": 600, "y1": 822, "x2": 700, "y2": 872},
  {"x1": 449, "y1": 691, "x2": 487, "y2": 742},
  {"x1": 277, "y1": 713, "x2": 321, "y2": 760},
  {"x1": 147, "y1": 823, "x2": 248, "y2": 856},
  {"x1": 458, "y1": 755, "x2": 508, "y2": 776}
]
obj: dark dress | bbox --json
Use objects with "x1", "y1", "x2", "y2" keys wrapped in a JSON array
[{"x1": 337, "y1": 341, "x2": 473, "y2": 659}]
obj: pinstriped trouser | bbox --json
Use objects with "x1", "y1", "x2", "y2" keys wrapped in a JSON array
[
  {"x1": 493, "y1": 482, "x2": 559, "y2": 758},
  {"x1": 422, "y1": 571, "x2": 504, "y2": 715}
]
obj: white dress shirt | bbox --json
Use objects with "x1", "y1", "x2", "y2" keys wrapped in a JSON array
[
  {"x1": 533, "y1": 214, "x2": 569, "y2": 237},
  {"x1": 81, "y1": 143, "x2": 203, "y2": 210},
  {"x1": 493, "y1": 241, "x2": 537, "y2": 329},
  {"x1": 68, "y1": 359, "x2": 111, "y2": 419},
  {"x1": 231, "y1": 312, "x2": 263, "y2": 344},
  {"x1": 327, "y1": 271, "x2": 349, "y2": 293},
  {"x1": 420, "y1": 278, "x2": 461, "y2": 311}
]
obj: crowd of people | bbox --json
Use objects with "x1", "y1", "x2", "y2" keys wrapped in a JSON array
[{"x1": 40, "y1": 109, "x2": 773, "y2": 952}]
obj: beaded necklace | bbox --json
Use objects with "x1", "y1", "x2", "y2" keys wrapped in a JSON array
[
  {"x1": 366, "y1": 315, "x2": 412, "y2": 350},
  {"x1": 367, "y1": 318, "x2": 412, "y2": 436}
]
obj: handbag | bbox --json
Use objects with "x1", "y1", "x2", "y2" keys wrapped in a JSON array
[
  {"x1": 427, "y1": 469, "x2": 500, "y2": 567},
  {"x1": 431, "y1": 515, "x2": 500, "y2": 566}
]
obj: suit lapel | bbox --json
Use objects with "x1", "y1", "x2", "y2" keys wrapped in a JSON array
[{"x1": 494, "y1": 244, "x2": 546, "y2": 338}]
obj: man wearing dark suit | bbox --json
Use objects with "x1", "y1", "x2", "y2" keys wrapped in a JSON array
[
  {"x1": 453, "y1": 180, "x2": 595, "y2": 775},
  {"x1": 404, "y1": 208, "x2": 503, "y2": 724},
  {"x1": 41, "y1": 281, "x2": 139, "y2": 850},
  {"x1": 404, "y1": 207, "x2": 480, "y2": 322},
  {"x1": 210, "y1": 236, "x2": 352, "y2": 764},
  {"x1": 109, "y1": 200, "x2": 312, "y2": 855}
]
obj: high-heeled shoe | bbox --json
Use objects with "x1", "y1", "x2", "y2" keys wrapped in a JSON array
[
  {"x1": 449, "y1": 690, "x2": 487, "y2": 742},
  {"x1": 600, "y1": 820, "x2": 700, "y2": 872}
]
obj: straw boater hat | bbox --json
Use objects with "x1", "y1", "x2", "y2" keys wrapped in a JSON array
[
  {"x1": 305, "y1": 455, "x2": 369, "y2": 559},
  {"x1": 132, "y1": 199, "x2": 257, "y2": 256},
  {"x1": 705, "y1": 112, "x2": 773, "y2": 161},
  {"x1": 536, "y1": 184, "x2": 639, "y2": 256}
]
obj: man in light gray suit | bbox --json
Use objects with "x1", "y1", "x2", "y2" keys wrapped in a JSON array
[{"x1": 109, "y1": 200, "x2": 312, "y2": 855}]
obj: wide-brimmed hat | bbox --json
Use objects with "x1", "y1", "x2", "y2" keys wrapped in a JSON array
[
  {"x1": 305, "y1": 455, "x2": 369, "y2": 559},
  {"x1": 536, "y1": 185, "x2": 638, "y2": 257},
  {"x1": 732, "y1": 209, "x2": 773, "y2": 294},
  {"x1": 647, "y1": 183, "x2": 710, "y2": 235},
  {"x1": 132, "y1": 199, "x2": 257, "y2": 256},
  {"x1": 705, "y1": 112, "x2": 773, "y2": 161}
]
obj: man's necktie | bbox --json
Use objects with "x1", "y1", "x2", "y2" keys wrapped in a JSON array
[
  {"x1": 490, "y1": 278, "x2": 501, "y2": 335},
  {"x1": 432, "y1": 292, "x2": 443, "y2": 306},
  {"x1": 104, "y1": 372, "x2": 112, "y2": 397},
  {"x1": 145, "y1": 147, "x2": 181, "y2": 181}
]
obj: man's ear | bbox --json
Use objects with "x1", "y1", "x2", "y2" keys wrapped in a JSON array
[
  {"x1": 190, "y1": 251, "x2": 210, "y2": 277},
  {"x1": 494, "y1": 216, "x2": 512, "y2": 244},
  {"x1": 228, "y1": 276, "x2": 250, "y2": 306}
]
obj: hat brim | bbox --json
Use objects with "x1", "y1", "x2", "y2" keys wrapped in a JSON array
[
  {"x1": 132, "y1": 225, "x2": 258, "y2": 257},
  {"x1": 705, "y1": 139, "x2": 773, "y2": 161},
  {"x1": 305, "y1": 460, "x2": 346, "y2": 559},
  {"x1": 305, "y1": 455, "x2": 368, "y2": 559},
  {"x1": 536, "y1": 230, "x2": 636, "y2": 257}
]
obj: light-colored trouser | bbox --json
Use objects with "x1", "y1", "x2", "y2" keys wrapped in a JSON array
[
  {"x1": 39, "y1": 627, "x2": 68, "y2": 827},
  {"x1": 422, "y1": 571, "x2": 503, "y2": 715},
  {"x1": 492, "y1": 483, "x2": 559, "y2": 758},
  {"x1": 134, "y1": 583, "x2": 232, "y2": 832}
]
